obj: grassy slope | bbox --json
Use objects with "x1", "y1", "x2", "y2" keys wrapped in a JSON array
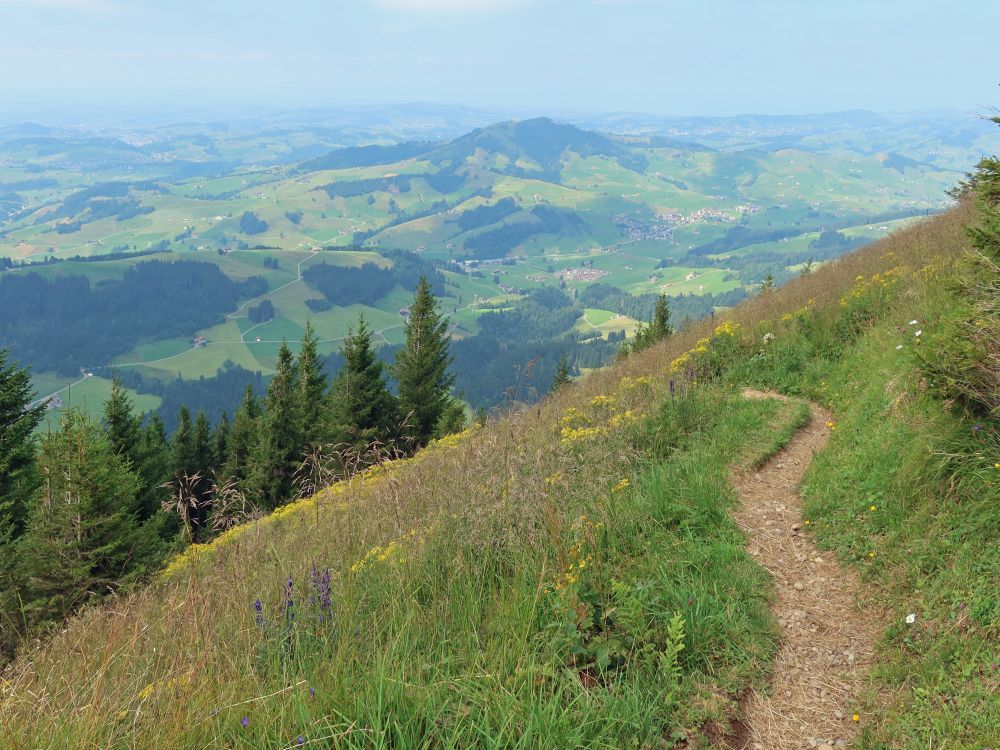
[{"x1": 2, "y1": 203, "x2": 996, "y2": 748}]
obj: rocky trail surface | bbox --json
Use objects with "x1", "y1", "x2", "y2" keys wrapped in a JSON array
[{"x1": 728, "y1": 391, "x2": 885, "y2": 750}]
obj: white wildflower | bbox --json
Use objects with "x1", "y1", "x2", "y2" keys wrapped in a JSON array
[
  {"x1": 908, "y1": 320, "x2": 918, "y2": 325},
  {"x1": 896, "y1": 344, "x2": 903, "y2": 350},
  {"x1": 905, "y1": 613, "x2": 916, "y2": 624},
  {"x1": 914, "y1": 330, "x2": 922, "y2": 337}
]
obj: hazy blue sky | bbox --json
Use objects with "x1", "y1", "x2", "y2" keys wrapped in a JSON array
[{"x1": 0, "y1": 0, "x2": 997, "y2": 117}]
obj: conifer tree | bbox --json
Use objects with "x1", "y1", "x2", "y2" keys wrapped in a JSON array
[
  {"x1": 0, "y1": 349, "x2": 43, "y2": 542},
  {"x1": 251, "y1": 341, "x2": 303, "y2": 509},
  {"x1": 214, "y1": 412, "x2": 231, "y2": 468},
  {"x1": 137, "y1": 414, "x2": 171, "y2": 519},
  {"x1": 171, "y1": 406, "x2": 197, "y2": 480},
  {"x1": 190, "y1": 410, "x2": 214, "y2": 526},
  {"x1": 192, "y1": 411, "x2": 213, "y2": 478},
  {"x1": 296, "y1": 321, "x2": 327, "y2": 447},
  {"x1": 551, "y1": 352, "x2": 573, "y2": 392},
  {"x1": 102, "y1": 373, "x2": 141, "y2": 467},
  {"x1": 15, "y1": 409, "x2": 142, "y2": 632},
  {"x1": 329, "y1": 314, "x2": 397, "y2": 450},
  {"x1": 225, "y1": 386, "x2": 260, "y2": 487},
  {"x1": 969, "y1": 116, "x2": 1000, "y2": 260},
  {"x1": 393, "y1": 275, "x2": 454, "y2": 447},
  {"x1": 104, "y1": 377, "x2": 171, "y2": 545},
  {"x1": 649, "y1": 294, "x2": 673, "y2": 342},
  {"x1": 627, "y1": 294, "x2": 673, "y2": 355}
]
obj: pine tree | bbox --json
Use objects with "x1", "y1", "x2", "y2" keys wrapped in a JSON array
[
  {"x1": 250, "y1": 341, "x2": 303, "y2": 509},
  {"x1": 393, "y1": 275, "x2": 454, "y2": 447},
  {"x1": 297, "y1": 321, "x2": 327, "y2": 447},
  {"x1": 760, "y1": 273, "x2": 775, "y2": 293},
  {"x1": 551, "y1": 352, "x2": 573, "y2": 392},
  {"x1": 330, "y1": 314, "x2": 397, "y2": 450},
  {"x1": 15, "y1": 409, "x2": 142, "y2": 632},
  {"x1": 0, "y1": 349, "x2": 44, "y2": 542},
  {"x1": 225, "y1": 386, "x2": 260, "y2": 487}
]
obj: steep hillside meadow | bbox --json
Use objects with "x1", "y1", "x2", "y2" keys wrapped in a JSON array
[{"x1": 1, "y1": 176, "x2": 996, "y2": 749}]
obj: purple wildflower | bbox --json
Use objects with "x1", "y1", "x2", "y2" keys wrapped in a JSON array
[
  {"x1": 240, "y1": 716, "x2": 250, "y2": 728},
  {"x1": 297, "y1": 736, "x2": 305, "y2": 746},
  {"x1": 308, "y1": 687, "x2": 315, "y2": 698},
  {"x1": 669, "y1": 378, "x2": 675, "y2": 396},
  {"x1": 283, "y1": 576, "x2": 295, "y2": 621},
  {"x1": 252, "y1": 598, "x2": 265, "y2": 627}
]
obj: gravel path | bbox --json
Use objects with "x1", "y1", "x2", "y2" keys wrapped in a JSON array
[{"x1": 728, "y1": 390, "x2": 885, "y2": 750}]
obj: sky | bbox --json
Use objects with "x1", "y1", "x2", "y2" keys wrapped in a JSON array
[{"x1": 0, "y1": 0, "x2": 997, "y2": 119}]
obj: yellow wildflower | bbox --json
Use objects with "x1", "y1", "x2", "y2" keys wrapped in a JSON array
[{"x1": 612, "y1": 478, "x2": 630, "y2": 493}]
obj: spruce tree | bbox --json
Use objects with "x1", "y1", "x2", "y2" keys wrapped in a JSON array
[
  {"x1": 102, "y1": 373, "x2": 141, "y2": 467},
  {"x1": 190, "y1": 410, "x2": 214, "y2": 527},
  {"x1": 192, "y1": 411, "x2": 213, "y2": 478},
  {"x1": 251, "y1": 341, "x2": 303, "y2": 509},
  {"x1": 137, "y1": 414, "x2": 171, "y2": 520},
  {"x1": 649, "y1": 294, "x2": 673, "y2": 342},
  {"x1": 552, "y1": 352, "x2": 573, "y2": 392},
  {"x1": 16, "y1": 409, "x2": 142, "y2": 632},
  {"x1": 628, "y1": 295, "x2": 673, "y2": 355},
  {"x1": 297, "y1": 321, "x2": 327, "y2": 447},
  {"x1": 329, "y1": 314, "x2": 397, "y2": 450},
  {"x1": 225, "y1": 386, "x2": 260, "y2": 487},
  {"x1": 969, "y1": 116, "x2": 1000, "y2": 261},
  {"x1": 171, "y1": 406, "x2": 197, "y2": 480},
  {"x1": 214, "y1": 412, "x2": 231, "y2": 469},
  {"x1": 0, "y1": 349, "x2": 44, "y2": 542},
  {"x1": 393, "y1": 275, "x2": 454, "y2": 447}
]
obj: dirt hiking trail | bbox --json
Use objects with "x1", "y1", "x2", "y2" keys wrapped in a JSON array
[{"x1": 728, "y1": 390, "x2": 885, "y2": 750}]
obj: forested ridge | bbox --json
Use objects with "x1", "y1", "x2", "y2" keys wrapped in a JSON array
[{"x1": 0, "y1": 260, "x2": 239, "y2": 375}]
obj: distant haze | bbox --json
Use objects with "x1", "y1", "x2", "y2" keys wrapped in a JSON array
[{"x1": 0, "y1": 0, "x2": 997, "y2": 119}]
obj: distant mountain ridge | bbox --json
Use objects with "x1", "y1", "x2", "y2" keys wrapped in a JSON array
[{"x1": 301, "y1": 117, "x2": 648, "y2": 179}]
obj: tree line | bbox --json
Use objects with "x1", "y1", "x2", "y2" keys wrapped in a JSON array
[{"x1": 0, "y1": 276, "x2": 461, "y2": 657}]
